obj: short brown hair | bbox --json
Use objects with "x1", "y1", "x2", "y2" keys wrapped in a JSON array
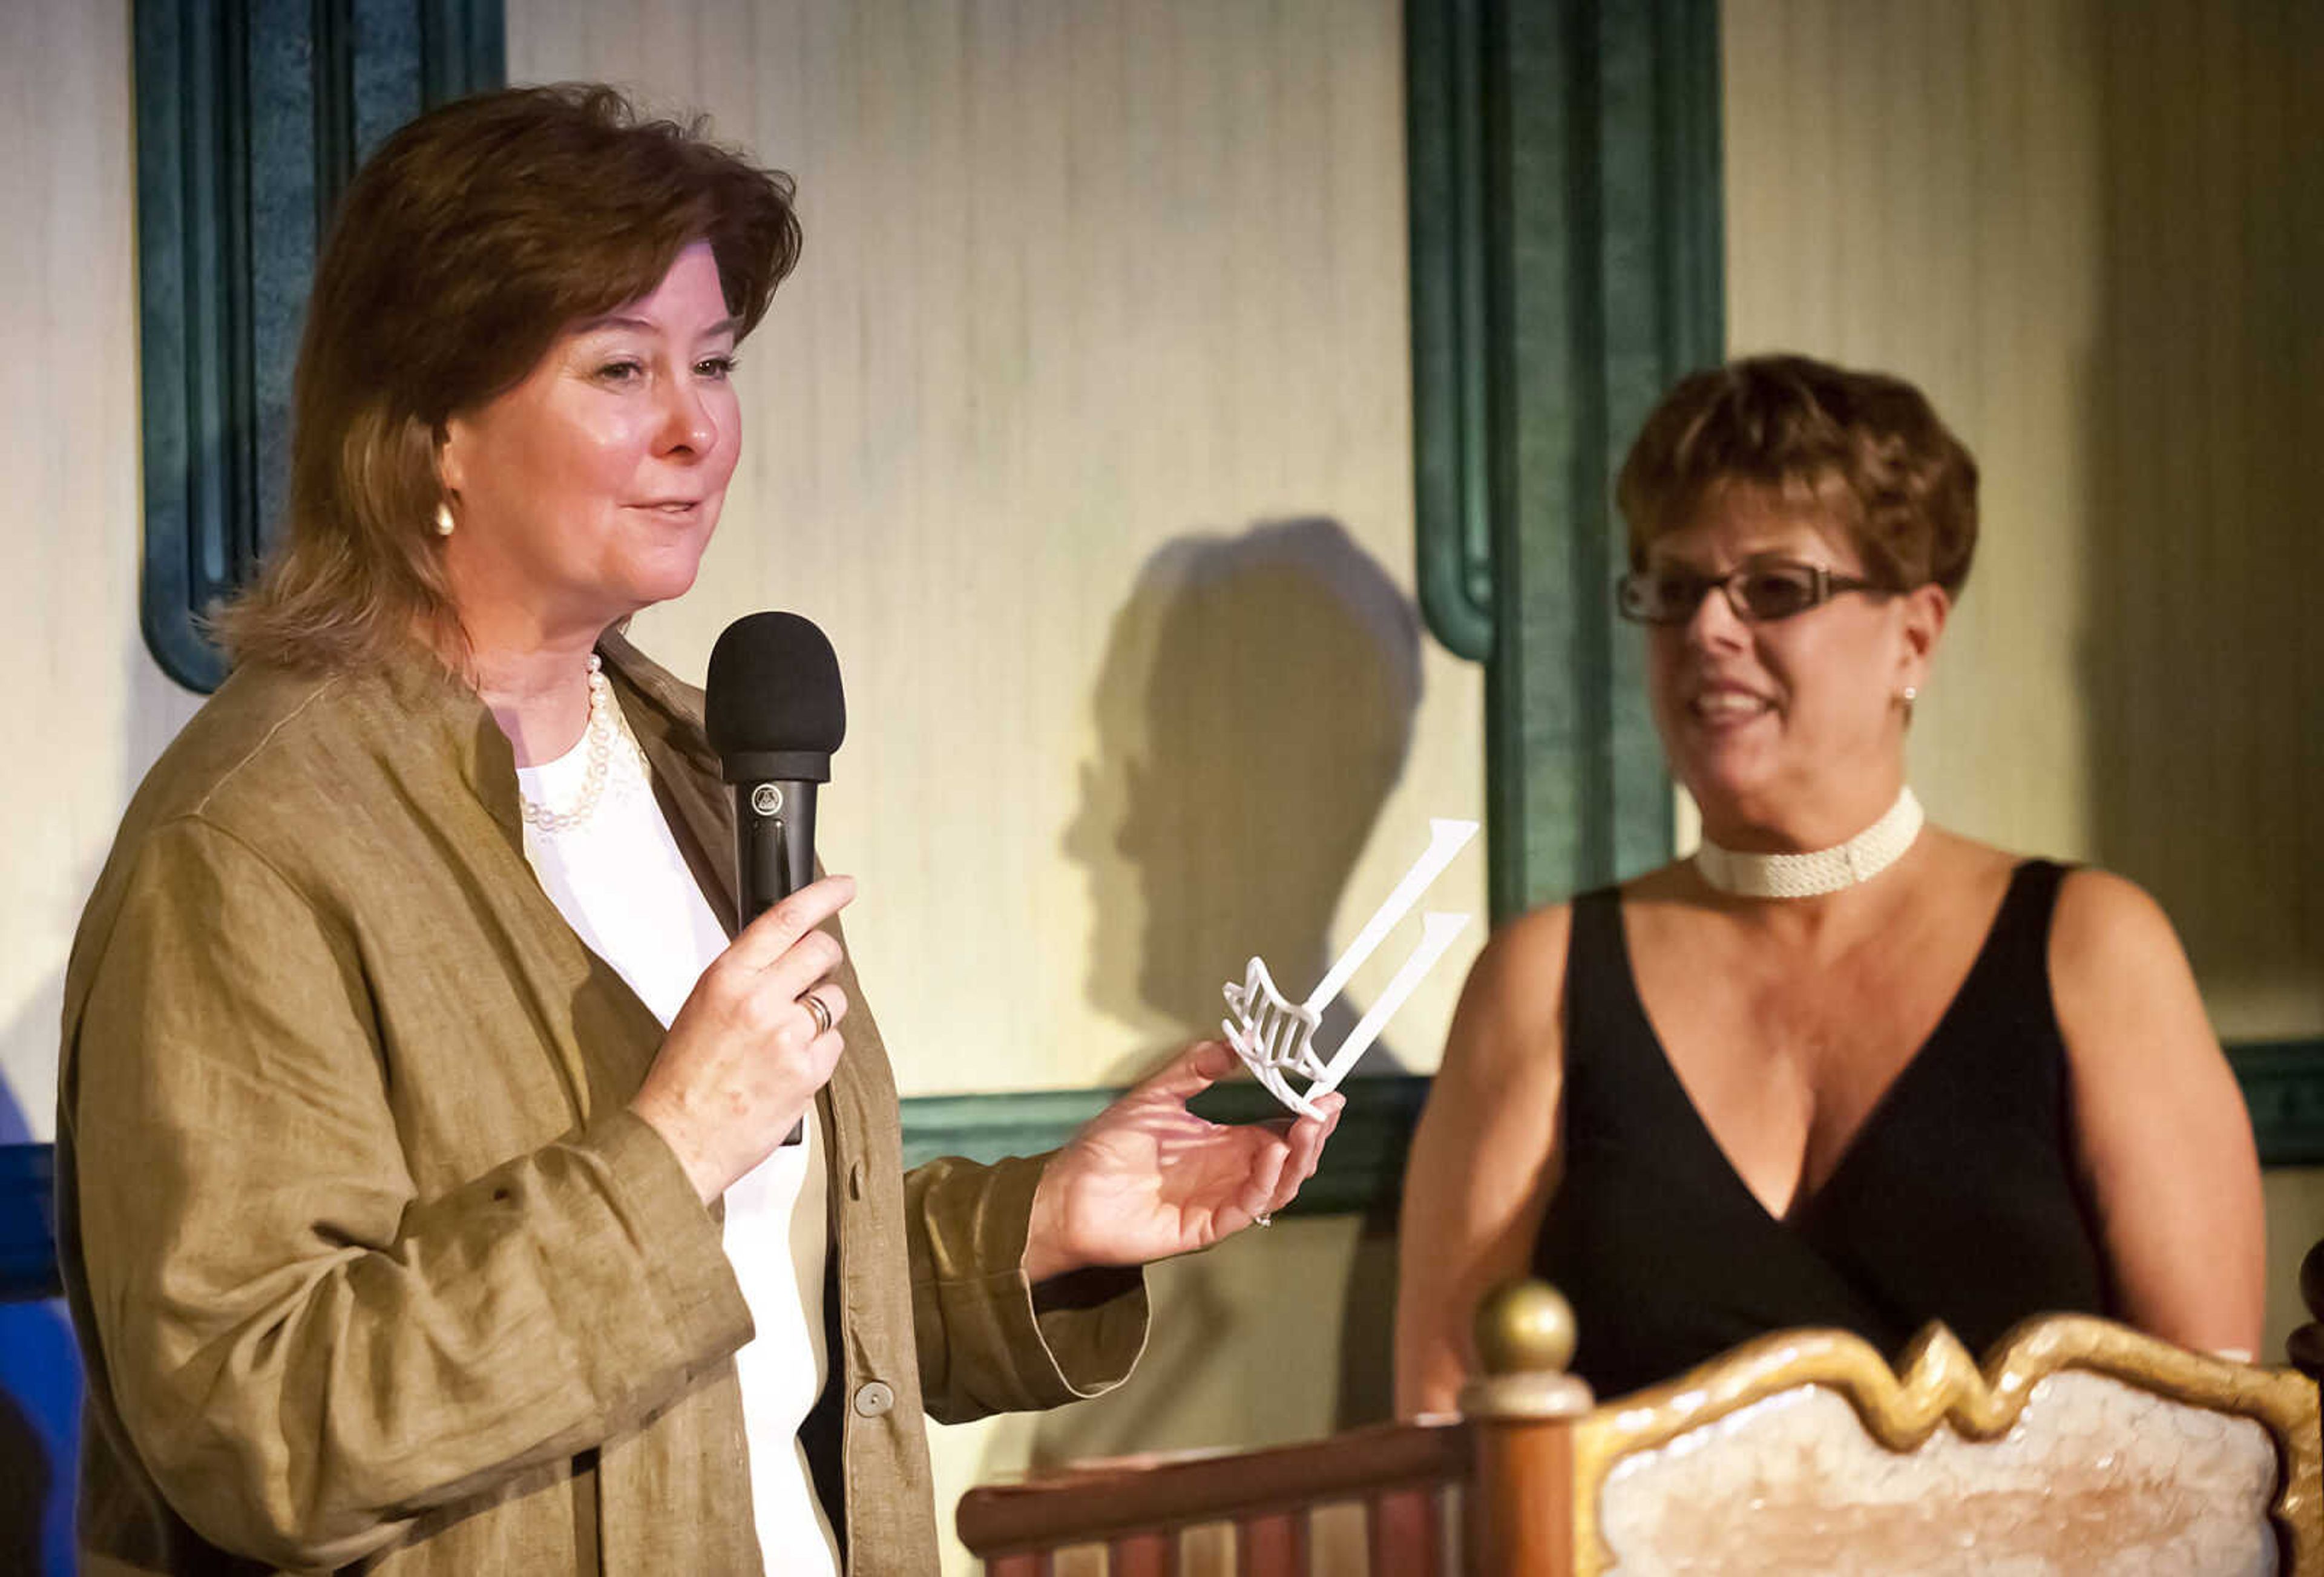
[
  {"x1": 214, "y1": 84, "x2": 803, "y2": 671},
  {"x1": 1614, "y1": 354, "x2": 1980, "y2": 598}
]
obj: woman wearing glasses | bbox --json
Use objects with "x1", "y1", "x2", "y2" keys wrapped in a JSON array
[{"x1": 1394, "y1": 354, "x2": 2263, "y2": 1409}]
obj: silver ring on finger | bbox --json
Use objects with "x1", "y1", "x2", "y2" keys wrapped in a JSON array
[{"x1": 798, "y1": 988, "x2": 835, "y2": 1039}]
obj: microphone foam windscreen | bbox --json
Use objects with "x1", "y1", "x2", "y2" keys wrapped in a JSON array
[{"x1": 704, "y1": 611, "x2": 847, "y2": 756}]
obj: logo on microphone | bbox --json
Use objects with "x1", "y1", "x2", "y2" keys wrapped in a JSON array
[{"x1": 750, "y1": 784, "x2": 785, "y2": 818}]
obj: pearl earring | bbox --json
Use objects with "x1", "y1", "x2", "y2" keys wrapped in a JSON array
[
  {"x1": 434, "y1": 502, "x2": 455, "y2": 537},
  {"x1": 1901, "y1": 686, "x2": 1919, "y2": 704}
]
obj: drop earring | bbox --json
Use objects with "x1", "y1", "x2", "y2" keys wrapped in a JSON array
[{"x1": 434, "y1": 502, "x2": 456, "y2": 537}]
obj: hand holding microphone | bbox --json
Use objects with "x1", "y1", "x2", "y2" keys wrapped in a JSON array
[
  {"x1": 629, "y1": 613, "x2": 852, "y2": 1202},
  {"x1": 633, "y1": 876, "x2": 855, "y2": 1203}
]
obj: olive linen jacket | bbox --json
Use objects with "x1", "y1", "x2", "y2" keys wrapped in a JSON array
[{"x1": 56, "y1": 634, "x2": 1149, "y2": 1575}]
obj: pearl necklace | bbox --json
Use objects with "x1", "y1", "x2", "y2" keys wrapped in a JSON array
[
  {"x1": 519, "y1": 655, "x2": 648, "y2": 835},
  {"x1": 1695, "y1": 787, "x2": 1925, "y2": 899}
]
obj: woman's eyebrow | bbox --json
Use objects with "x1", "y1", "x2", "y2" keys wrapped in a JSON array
[
  {"x1": 571, "y1": 312, "x2": 654, "y2": 335},
  {"x1": 570, "y1": 313, "x2": 742, "y2": 339}
]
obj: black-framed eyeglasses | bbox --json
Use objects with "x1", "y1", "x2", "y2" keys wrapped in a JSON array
[{"x1": 1615, "y1": 560, "x2": 1885, "y2": 625}]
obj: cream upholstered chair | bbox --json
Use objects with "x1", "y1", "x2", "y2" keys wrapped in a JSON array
[
  {"x1": 1551, "y1": 1314, "x2": 2317, "y2": 1575},
  {"x1": 957, "y1": 1280, "x2": 2322, "y2": 1576}
]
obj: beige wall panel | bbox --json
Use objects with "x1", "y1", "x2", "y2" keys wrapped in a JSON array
[
  {"x1": 0, "y1": 1, "x2": 203, "y2": 1139},
  {"x1": 1722, "y1": 0, "x2": 2322, "y2": 1040}
]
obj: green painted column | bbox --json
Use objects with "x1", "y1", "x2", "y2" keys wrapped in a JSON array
[
  {"x1": 136, "y1": 0, "x2": 506, "y2": 694},
  {"x1": 1411, "y1": 0, "x2": 1724, "y2": 919}
]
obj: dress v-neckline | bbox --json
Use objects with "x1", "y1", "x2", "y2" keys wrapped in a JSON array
[{"x1": 1606, "y1": 864, "x2": 2029, "y2": 1228}]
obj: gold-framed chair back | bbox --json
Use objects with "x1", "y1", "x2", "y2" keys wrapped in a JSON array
[{"x1": 1567, "y1": 1314, "x2": 2319, "y2": 1576}]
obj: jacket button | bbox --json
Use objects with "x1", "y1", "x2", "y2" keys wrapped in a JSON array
[
  {"x1": 852, "y1": 1380, "x2": 895, "y2": 1418},
  {"x1": 849, "y1": 1160, "x2": 865, "y2": 1200}
]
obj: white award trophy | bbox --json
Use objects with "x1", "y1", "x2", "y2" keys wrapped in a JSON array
[{"x1": 1220, "y1": 818, "x2": 1479, "y2": 1118}]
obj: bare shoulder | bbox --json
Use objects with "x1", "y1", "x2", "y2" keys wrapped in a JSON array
[
  {"x1": 2048, "y1": 866, "x2": 2201, "y2": 1025},
  {"x1": 2049, "y1": 864, "x2": 2184, "y2": 968},
  {"x1": 1437, "y1": 900, "x2": 1574, "y2": 1092},
  {"x1": 2044, "y1": 864, "x2": 2213, "y2": 1071},
  {"x1": 1466, "y1": 900, "x2": 1574, "y2": 1010}
]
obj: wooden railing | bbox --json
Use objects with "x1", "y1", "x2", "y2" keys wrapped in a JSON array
[
  {"x1": 959, "y1": 1283, "x2": 1591, "y2": 1576},
  {"x1": 956, "y1": 1420, "x2": 1472, "y2": 1576}
]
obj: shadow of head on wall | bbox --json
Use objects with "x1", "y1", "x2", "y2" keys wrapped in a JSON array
[{"x1": 1067, "y1": 519, "x2": 1422, "y2": 1084}]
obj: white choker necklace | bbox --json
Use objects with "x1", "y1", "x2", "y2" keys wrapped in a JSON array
[{"x1": 1695, "y1": 788, "x2": 1925, "y2": 899}]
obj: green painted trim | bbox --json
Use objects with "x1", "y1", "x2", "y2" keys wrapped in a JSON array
[
  {"x1": 9, "y1": 1044, "x2": 2320, "y2": 1300},
  {"x1": 134, "y1": 0, "x2": 255, "y2": 694},
  {"x1": 898, "y1": 1080, "x2": 1430, "y2": 1222},
  {"x1": 896, "y1": 1040, "x2": 2324, "y2": 1225},
  {"x1": 133, "y1": 0, "x2": 505, "y2": 695},
  {"x1": 1408, "y1": 0, "x2": 1722, "y2": 919},
  {"x1": 2230, "y1": 1040, "x2": 2324, "y2": 1169},
  {"x1": 1407, "y1": 0, "x2": 1498, "y2": 664},
  {"x1": 418, "y1": 0, "x2": 506, "y2": 105},
  {"x1": 897, "y1": 1088, "x2": 1120, "y2": 1173}
]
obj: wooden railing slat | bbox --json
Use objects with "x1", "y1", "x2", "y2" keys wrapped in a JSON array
[
  {"x1": 1235, "y1": 1509, "x2": 1307, "y2": 1576},
  {"x1": 1368, "y1": 1486, "x2": 1440, "y2": 1577},
  {"x1": 1107, "y1": 1530, "x2": 1173, "y2": 1577}
]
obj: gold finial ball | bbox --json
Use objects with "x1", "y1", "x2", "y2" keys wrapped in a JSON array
[
  {"x1": 1474, "y1": 1279, "x2": 1577, "y2": 1377},
  {"x1": 2300, "y1": 1239, "x2": 2324, "y2": 1324}
]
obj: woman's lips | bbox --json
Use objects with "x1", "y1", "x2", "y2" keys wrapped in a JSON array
[
  {"x1": 629, "y1": 499, "x2": 707, "y2": 523},
  {"x1": 1687, "y1": 685, "x2": 1774, "y2": 723}
]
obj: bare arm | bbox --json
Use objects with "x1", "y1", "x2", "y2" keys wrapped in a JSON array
[
  {"x1": 2050, "y1": 868, "x2": 2265, "y2": 1356},
  {"x1": 1393, "y1": 905, "x2": 1571, "y2": 1417}
]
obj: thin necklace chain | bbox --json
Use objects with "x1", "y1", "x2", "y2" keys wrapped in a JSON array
[{"x1": 519, "y1": 655, "x2": 648, "y2": 835}]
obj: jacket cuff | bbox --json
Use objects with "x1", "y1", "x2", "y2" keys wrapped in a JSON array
[
  {"x1": 573, "y1": 1109, "x2": 754, "y2": 1378},
  {"x1": 914, "y1": 1151, "x2": 1151, "y2": 1411}
]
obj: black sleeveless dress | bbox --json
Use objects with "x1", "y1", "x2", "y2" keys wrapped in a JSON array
[{"x1": 1533, "y1": 859, "x2": 2113, "y2": 1399}]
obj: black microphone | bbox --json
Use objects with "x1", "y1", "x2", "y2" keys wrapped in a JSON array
[{"x1": 705, "y1": 611, "x2": 846, "y2": 1146}]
